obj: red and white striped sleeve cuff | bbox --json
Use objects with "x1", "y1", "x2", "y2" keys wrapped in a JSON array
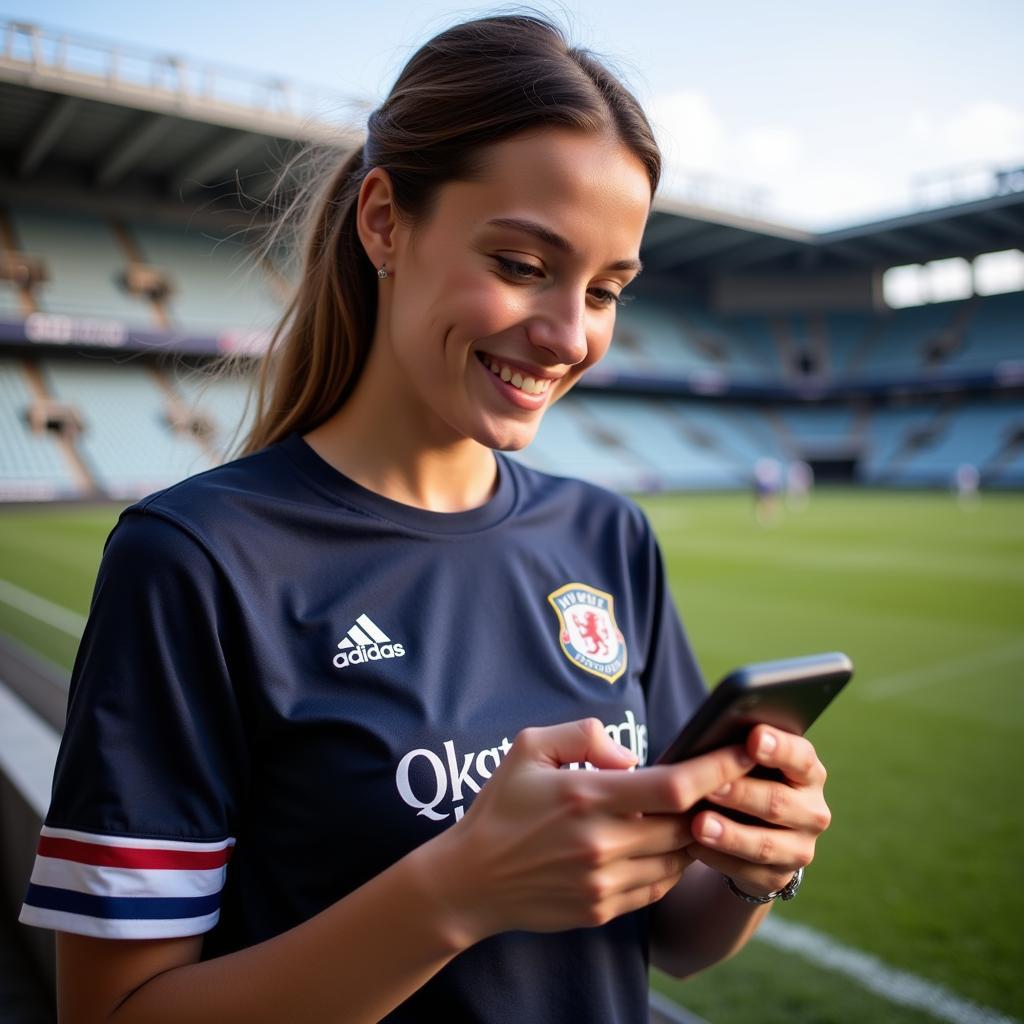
[{"x1": 18, "y1": 825, "x2": 235, "y2": 939}]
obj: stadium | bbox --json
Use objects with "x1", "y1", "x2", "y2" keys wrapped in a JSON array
[{"x1": 0, "y1": 16, "x2": 1021, "y2": 1024}]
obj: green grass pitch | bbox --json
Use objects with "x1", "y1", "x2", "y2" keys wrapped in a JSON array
[{"x1": 1, "y1": 490, "x2": 1021, "y2": 1022}]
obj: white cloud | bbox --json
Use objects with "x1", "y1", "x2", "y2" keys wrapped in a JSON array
[
  {"x1": 771, "y1": 167, "x2": 895, "y2": 228},
  {"x1": 909, "y1": 111, "x2": 934, "y2": 142},
  {"x1": 649, "y1": 89, "x2": 1024, "y2": 227},
  {"x1": 907, "y1": 101, "x2": 1024, "y2": 167},
  {"x1": 648, "y1": 91, "x2": 806, "y2": 218},
  {"x1": 739, "y1": 126, "x2": 803, "y2": 174},
  {"x1": 647, "y1": 91, "x2": 726, "y2": 172},
  {"x1": 941, "y1": 101, "x2": 1024, "y2": 165}
]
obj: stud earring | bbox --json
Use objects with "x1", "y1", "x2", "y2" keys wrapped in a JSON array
[{"x1": 377, "y1": 264, "x2": 389, "y2": 280}]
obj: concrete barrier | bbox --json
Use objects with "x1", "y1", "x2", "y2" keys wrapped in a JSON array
[{"x1": 0, "y1": 679, "x2": 59, "y2": 991}]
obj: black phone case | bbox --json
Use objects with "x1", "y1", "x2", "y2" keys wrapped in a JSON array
[{"x1": 656, "y1": 652, "x2": 853, "y2": 826}]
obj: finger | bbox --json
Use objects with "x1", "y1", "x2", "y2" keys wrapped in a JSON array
[
  {"x1": 592, "y1": 745, "x2": 755, "y2": 816},
  {"x1": 585, "y1": 856, "x2": 688, "y2": 927},
  {"x1": 513, "y1": 718, "x2": 638, "y2": 771},
  {"x1": 579, "y1": 813, "x2": 692, "y2": 866},
  {"x1": 706, "y1": 776, "x2": 832, "y2": 833},
  {"x1": 687, "y1": 845, "x2": 795, "y2": 899},
  {"x1": 748, "y1": 726, "x2": 827, "y2": 787},
  {"x1": 691, "y1": 808, "x2": 815, "y2": 871},
  {"x1": 597, "y1": 745, "x2": 755, "y2": 815},
  {"x1": 586, "y1": 848, "x2": 693, "y2": 906}
]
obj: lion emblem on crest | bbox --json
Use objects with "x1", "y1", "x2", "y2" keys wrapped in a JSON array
[{"x1": 547, "y1": 582, "x2": 627, "y2": 683}]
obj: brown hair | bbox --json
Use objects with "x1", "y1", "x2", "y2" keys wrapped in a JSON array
[{"x1": 208, "y1": 12, "x2": 660, "y2": 460}]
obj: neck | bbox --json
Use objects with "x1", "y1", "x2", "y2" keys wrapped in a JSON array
[{"x1": 301, "y1": 336, "x2": 498, "y2": 514}]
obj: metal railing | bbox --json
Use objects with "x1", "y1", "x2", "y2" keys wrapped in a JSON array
[
  {"x1": 0, "y1": 18, "x2": 371, "y2": 127},
  {"x1": 911, "y1": 161, "x2": 1024, "y2": 211}
]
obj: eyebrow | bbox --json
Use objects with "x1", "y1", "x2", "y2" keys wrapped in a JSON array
[{"x1": 486, "y1": 217, "x2": 643, "y2": 273}]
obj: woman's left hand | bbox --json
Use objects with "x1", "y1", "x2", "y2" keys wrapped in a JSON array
[{"x1": 686, "y1": 724, "x2": 832, "y2": 899}]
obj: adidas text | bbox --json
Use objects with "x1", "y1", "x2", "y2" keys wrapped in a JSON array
[
  {"x1": 333, "y1": 642, "x2": 406, "y2": 669},
  {"x1": 333, "y1": 613, "x2": 405, "y2": 669}
]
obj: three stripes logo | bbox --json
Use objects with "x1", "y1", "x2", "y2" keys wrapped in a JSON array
[{"x1": 333, "y1": 613, "x2": 406, "y2": 670}]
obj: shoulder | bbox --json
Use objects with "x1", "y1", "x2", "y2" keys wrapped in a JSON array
[
  {"x1": 92, "y1": 507, "x2": 236, "y2": 631},
  {"x1": 501, "y1": 456, "x2": 655, "y2": 569},
  {"x1": 113, "y1": 440, "x2": 291, "y2": 555},
  {"x1": 100, "y1": 443, "x2": 285, "y2": 587},
  {"x1": 502, "y1": 454, "x2": 654, "y2": 545}
]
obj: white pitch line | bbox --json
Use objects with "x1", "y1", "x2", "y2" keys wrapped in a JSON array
[
  {"x1": 755, "y1": 916, "x2": 1019, "y2": 1024},
  {"x1": 860, "y1": 639, "x2": 1024, "y2": 701},
  {"x1": 0, "y1": 579, "x2": 86, "y2": 637}
]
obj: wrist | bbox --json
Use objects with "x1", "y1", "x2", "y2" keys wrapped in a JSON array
[{"x1": 406, "y1": 824, "x2": 491, "y2": 954}]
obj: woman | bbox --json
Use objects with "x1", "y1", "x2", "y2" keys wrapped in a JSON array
[{"x1": 19, "y1": 14, "x2": 831, "y2": 1022}]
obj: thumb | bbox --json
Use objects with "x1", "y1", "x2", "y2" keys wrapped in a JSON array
[{"x1": 512, "y1": 718, "x2": 638, "y2": 770}]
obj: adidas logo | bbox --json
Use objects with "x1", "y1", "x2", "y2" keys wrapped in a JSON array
[{"x1": 333, "y1": 613, "x2": 406, "y2": 669}]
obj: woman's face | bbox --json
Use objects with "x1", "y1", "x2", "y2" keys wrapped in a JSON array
[{"x1": 375, "y1": 127, "x2": 651, "y2": 452}]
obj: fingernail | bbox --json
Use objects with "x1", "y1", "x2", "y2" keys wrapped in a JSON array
[
  {"x1": 759, "y1": 733, "x2": 777, "y2": 757},
  {"x1": 712, "y1": 783, "x2": 732, "y2": 797},
  {"x1": 616, "y1": 742, "x2": 637, "y2": 761},
  {"x1": 702, "y1": 817, "x2": 723, "y2": 841}
]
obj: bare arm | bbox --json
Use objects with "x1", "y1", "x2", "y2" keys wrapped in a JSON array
[
  {"x1": 649, "y1": 861, "x2": 771, "y2": 979},
  {"x1": 62, "y1": 835, "x2": 468, "y2": 1024}
]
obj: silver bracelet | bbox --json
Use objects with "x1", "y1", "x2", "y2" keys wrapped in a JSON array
[{"x1": 724, "y1": 867, "x2": 804, "y2": 904}]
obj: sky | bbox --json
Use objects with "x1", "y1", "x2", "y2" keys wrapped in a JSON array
[{"x1": 5, "y1": 0, "x2": 1024, "y2": 229}]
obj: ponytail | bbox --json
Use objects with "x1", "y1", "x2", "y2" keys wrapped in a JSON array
[{"x1": 213, "y1": 143, "x2": 375, "y2": 458}]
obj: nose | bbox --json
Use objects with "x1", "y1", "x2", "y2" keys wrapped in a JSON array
[{"x1": 526, "y1": 290, "x2": 590, "y2": 367}]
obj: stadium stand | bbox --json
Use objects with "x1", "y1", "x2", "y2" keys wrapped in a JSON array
[
  {"x1": 0, "y1": 359, "x2": 79, "y2": 500},
  {"x1": 37, "y1": 357, "x2": 211, "y2": 496},
  {"x1": 948, "y1": 290, "x2": 1024, "y2": 372},
  {"x1": 884, "y1": 399, "x2": 1024, "y2": 486},
  {"x1": 571, "y1": 392, "x2": 745, "y2": 489},
  {"x1": 2, "y1": 196, "x2": 1022, "y2": 494},
  {"x1": 9, "y1": 207, "x2": 154, "y2": 325},
  {"x1": 668, "y1": 401, "x2": 786, "y2": 468},
  {"x1": 169, "y1": 358, "x2": 259, "y2": 450},
  {"x1": 130, "y1": 222, "x2": 283, "y2": 333},
  {"x1": 715, "y1": 315, "x2": 786, "y2": 380}
]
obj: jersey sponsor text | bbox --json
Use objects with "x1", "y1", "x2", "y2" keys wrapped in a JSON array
[{"x1": 395, "y1": 710, "x2": 648, "y2": 822}]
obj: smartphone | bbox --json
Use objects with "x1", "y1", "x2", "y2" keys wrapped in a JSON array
[{"x1": 655, "y1": 652, "x2": 853, "y2": 825}]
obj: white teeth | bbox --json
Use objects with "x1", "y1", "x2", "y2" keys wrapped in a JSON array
[{"x1": 482, "y1": 355, "x2": 552, "y2": 395}]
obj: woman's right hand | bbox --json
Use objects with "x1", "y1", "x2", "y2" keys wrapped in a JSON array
[{"x1": 425, "y1": 717, "x2": 755, "y2": 945}]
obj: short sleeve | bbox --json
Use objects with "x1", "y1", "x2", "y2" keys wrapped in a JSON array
[
  {"x1": 18, "y1": 510, "x2": 250, "y2": 940},
  {"x1": 635, "y1": 513, "x2": 709, "y2": 764}
]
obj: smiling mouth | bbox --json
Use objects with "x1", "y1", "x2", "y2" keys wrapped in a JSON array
[{"x1": 475, "y1": 352, "x2": 554, "y2": 396}]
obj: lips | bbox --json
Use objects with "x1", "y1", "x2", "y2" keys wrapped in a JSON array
[{"x1": 476, "y1": 351, "x2": 564, "y2": 393}]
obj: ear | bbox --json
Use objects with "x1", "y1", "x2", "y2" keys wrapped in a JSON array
[{"x1": 355, "y1": 167, "x2": 399, "y2": 271}]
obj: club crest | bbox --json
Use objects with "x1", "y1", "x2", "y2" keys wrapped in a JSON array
[{"x1": 547, "y1": 582, "x2": 627, "y2": 684}]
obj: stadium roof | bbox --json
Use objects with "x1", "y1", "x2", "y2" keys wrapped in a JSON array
[
  {"x1": 0, "y1": 19, "x2": 363, "y2": 228},
  {"x1": 2, "y1": 18, "x2": 1023, "y2": 271},
  {"x1": 643, "y1": 187, "x2": 1024, "y2": 278}
]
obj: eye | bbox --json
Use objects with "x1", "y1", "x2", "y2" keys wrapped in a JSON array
[
  {"x1": 493, "y1": 255, "x2": 542, "y2": 280},
  {"x1": 493, "y1": 255, "x2": 633, "y2": 310},
  {"x1": 589, "y1": 287, "x2": 634, "y2": 309}
]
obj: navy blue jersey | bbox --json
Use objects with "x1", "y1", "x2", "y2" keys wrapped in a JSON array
[{"x1": 20, "y1": 430, "x2": 707, "y2": 1022}]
